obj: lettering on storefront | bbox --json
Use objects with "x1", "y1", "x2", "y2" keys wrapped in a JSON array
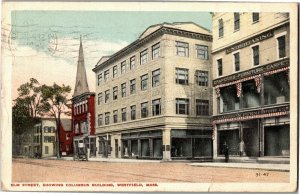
[
  {"x1": 225, "y1": 30, "x2": 274, "y2": 54},
  {"x1": 213, "y1": 105, "x2": 289, "y2": 123},
  {"x1": 213, "y1": 58, "x2": 289, "y2": 86}
]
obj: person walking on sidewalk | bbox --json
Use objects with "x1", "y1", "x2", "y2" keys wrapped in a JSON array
[{"x1": 222, "y1": 142, "x2": 229, "y2": 163}]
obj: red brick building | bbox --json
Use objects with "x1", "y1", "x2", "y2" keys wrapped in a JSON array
[
  {"x1": 59, "y1": 119, "x2": 74, "y2": 156},
  {"x1": 71, "y1": 37, "x2": 96, "y2": 157}
]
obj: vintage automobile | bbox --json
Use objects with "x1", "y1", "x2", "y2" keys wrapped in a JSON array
[{"x1": 73, "y1": 140, "x2": 88, "y2": 161}]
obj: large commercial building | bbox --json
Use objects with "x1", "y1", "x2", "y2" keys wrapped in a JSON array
[
  {"x1": 211, "y1": 13, "x2": 290, "y2": 161},
  {"x1": 93, "y1": 22, "x2": 213, "y2": 161}
]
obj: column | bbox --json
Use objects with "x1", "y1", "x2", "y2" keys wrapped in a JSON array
[
  {"x1": 138, "y1": 139, "x2": 141, "y2": 158},
  {"x1": 239, "y1": 122, "x2": 246, "y2": 156},
  {"x1": 212, "y1": 124, "x2": 218, "y2": 159},
  {"x1": 162, "y1": 128, "x2": 171, "y2": 161}
]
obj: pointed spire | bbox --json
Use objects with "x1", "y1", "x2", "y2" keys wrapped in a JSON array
[{"x1": 73, "y1": 36, "x2": 90, "y2": 97}]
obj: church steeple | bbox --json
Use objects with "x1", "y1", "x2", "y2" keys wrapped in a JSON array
[{"x1": 73, "y1": 36, "x2": 90, "y2": 97}]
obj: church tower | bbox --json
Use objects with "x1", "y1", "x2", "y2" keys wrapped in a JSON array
[{"x1": 71, "y1": 37, "x2": 96, "y2": 158}]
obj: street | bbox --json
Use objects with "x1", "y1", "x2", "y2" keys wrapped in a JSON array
[{"x1": 12, "y1": 158, "x2": 289, "y2": 183}]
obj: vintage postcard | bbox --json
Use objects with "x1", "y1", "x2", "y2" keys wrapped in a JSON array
[{"x1": 0, "y1": 1, "x2": 298, "y2": 192}]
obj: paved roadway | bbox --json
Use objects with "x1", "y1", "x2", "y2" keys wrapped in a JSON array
[{"x1": 12, "y1": 158, "x2": 289, "y2": 183}]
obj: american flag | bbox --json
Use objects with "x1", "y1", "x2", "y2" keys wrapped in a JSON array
[
  {"x1": 254, "y1": 74, "x2": 262, "y2": 93},
  {"x1": 236, "y1": 82, "x2": 242, "y2": 98}
]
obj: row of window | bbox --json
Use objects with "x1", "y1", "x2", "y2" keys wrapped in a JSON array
[
  {"x1": 218, "y1": 13, "x2": 260, "y2": 38},
  {"x1": 44, "y1": 136, "x2": 55, "y2": 143},
  {"x1": 74, "y1": 103, "x2": 88, "y2": 115},
  {"x1": 97, "y1": 68, "x2": 209, "y2": 105},
  {"x1": 97, "y1": 42, "x2": 209, "y2": 86},
  {"x1": 97, "y1": 98, "x2": 209, "y2": 126},
  {"x1": 217, "y1": 35, "x2": 286, "y2": 77},
  {"x1": 44, "y1": 127, "x2": 55, "y2": 133},
  {"x1": 98, "y1": 69, "x2": 160, "y2": 105}
]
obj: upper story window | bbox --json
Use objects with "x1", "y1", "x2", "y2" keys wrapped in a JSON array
[
  {"x1": 121, "y1": 108, "x2": 127, "y2": 122},
  {"x1": 197, "y1": 71, "x2": 208, "y2": 86},
  {"x1": 141, "y1": 74, "x2": 148, "y2": 91},
  {"x1": 131, "y1": 105, "x2": 136, "y2": 120},
  {"x1": 104, "y1": 70, "x2": 109, "y2": 82},
  {"x1": 218, "y1": 19, "x2": 224, "y2": 38},
  {"x1": 277, "y1": 35, "x2": 286, "y2": 58},
  {"x1": 97, "y1": 73, "x2": 102, "y2": 86},
  {"x1": 234, "y1": 52, "x2": 240, "y2": 72},
  {"x1": 113, "y1": 86, "x2": 118, "y2": 100},
  {"x1": 196, "y1": 45, "x2": 208, "y2": 60},
  {"x1": 217, "y1": 59, "x2": 223, "y2": 77},
  {"x1": 121, "y1": 61, "x2": 126, "y2": 74},
  {"x1": 152, "y1": 42, "x2": 160, "y2": 59},
  {"x1": 141, "y1": 102, "x2": 149, "y2": 118},
  {"x1": 252, "y1": 45, "x2": 260, "y2": 66},
  {"x1": 130, "y1": 56, "x2": 136, "y2": 70},
  {"x1": 113, "y1": 110, "x2": 118, "y2": 123},
  {"x1": 130, "y1": 79, "x2": 136, "y2": 94},
  {"x1": 98, "y1": 114, "x2": 103, "y2": 126},
  {"x1": 121, "y1": 83, "x2": 126, "y2": 97},
  {"x1": 196, "y1": 99, "x2": 209, "y2": 116},
  {"x1": 175, "y1": 68, "x2": 189, "y2": 85},
  {"x1": 105, "y1": 112, "x2": 110, "y2": 125},
  {"x1": 176, "y1": 98, "x2": 189, "y2": 115},
  {"x1": 98, "y1": 92, "x2": 102, "y2": 105},
  {"x1": 234, "y1": 13, "x2": 240, "y2": 31},
  {"x1": 140, "y1": 49, "x2": 148, "y2": 65},
  {"x1": 113, "y1": 66, "x2": 117, "y2": 78},
  {"x1": 252, "y1": 13, "x2": 259, "y2": 23},
  {"x1": 152, "y1": 69, "x2": 160, "y2": 87},
  {"x1": 176, "y1": 41, "x2": 189, "y2": 57},
  {"x1": 152, "y1": 99, "x2": 161, "y2": 116},
  {"x1": 105, "y1": 90, "x2": 110, "y2": 103}
]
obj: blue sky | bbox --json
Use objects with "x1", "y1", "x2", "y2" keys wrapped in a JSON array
[{"x1": 10, "y1": 11, "x2": 211, "y2": 99}]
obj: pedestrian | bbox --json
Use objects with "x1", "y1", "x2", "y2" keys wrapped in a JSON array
[{"x1": 223, "y1": 142, "x2": 229, "y2": 163}]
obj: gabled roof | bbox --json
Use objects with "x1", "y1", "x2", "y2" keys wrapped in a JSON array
[
  {"x1": 73, "y1": 37, "x2": 90, "y2": 97},
  {"x1": 60, "y1": 118, "x2": 72, "y2": 132},
  {"x1": 139, "y1": 22, "x2": 211, "y2": 39}
]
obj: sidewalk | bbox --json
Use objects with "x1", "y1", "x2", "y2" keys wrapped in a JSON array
[
  {"x1": 189, "y1": 162, "x2": 290, "y2": 172},
  {"x1": 46, "y1": 156, "x2": 160, "y2": 163}
]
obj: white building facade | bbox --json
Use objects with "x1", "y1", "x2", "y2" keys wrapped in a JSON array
[
  {"x1": 211, "y1": 13, "x2": 290, "y2": 161},
  {"x1": 93, "y1": 23, "x2": 213, "y2": 161}
]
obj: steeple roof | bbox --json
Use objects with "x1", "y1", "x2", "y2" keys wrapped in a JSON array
[{"x1": 73, "y1": 36, "x2": 90, "y2": 97}]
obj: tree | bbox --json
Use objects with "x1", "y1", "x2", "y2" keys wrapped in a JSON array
[
  {"x1": 12, "y1": 78, "x2": 42, "y2": 135},
  {"x1": 12, "y1": 78, "x2": 42, "y2": 156},
  {"x1": 40, "y1": 83, "x2": 71, "y2": 158}
]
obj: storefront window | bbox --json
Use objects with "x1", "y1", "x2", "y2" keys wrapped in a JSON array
[
  {"x1": 131, "y1": 140, "x2": 138, "y2": 157},
  {"x1": 220, "y1": 85, "x2": 240, "y2": 113},
  {"x1": 242, "y1": 80, "x2": 260, "y2": 108},
  {"x1": 171, "y1": 138, "x2": 192, "y2": 157},
  {"x1": 153, "y1": 139, "x2": 163, "y2": 158},
  {"x1": 264, "y1": 71, "x2": 289, "y2": 105},
  {"x1": 194, "y1": 138, "x2": 212, "y2": 157},
  {"x1": 264, "y1": 125, "x2": 289, "y2": 156},
  {"x1": 141, "y1": 139, "x2": 150, "y2": 157}
]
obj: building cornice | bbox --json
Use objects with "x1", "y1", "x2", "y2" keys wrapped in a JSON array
[
  {"x1": 92, "y1": 26, "x2": 212, "y2": 72},
  {"x1": 72, "y1": 92, "x2": 95, "y2": 103},
  {"x1": 211, "y1": 19, "x2": 289, "y2": 54},
  {"x1": 213, "y1": 103, "x2": 289, "y2": 124}
]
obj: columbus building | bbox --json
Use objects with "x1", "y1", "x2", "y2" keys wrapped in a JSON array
[
  {"x1": 92, "y1": 22, "x2": 213, "y2": 160},
  {"x1": 211, "y1": 12, "x2": 290, "y2": 162}
]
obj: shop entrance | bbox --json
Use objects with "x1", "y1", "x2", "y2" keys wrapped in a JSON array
[
  {"x1": 218, "y1": 129, "x2": 239, "y2": 156},
  {"x1": 243, "y1": 121, "x2": 259, "y2": 157},
  {"x1": 264, "y1": 125, "x2": 290, "y2": 156}
]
